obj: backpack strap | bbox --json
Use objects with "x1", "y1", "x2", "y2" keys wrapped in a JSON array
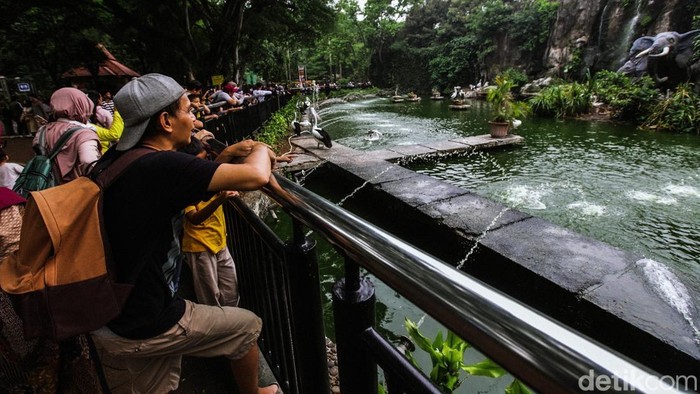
[
  {"x1": 47, "y1": 126, "x2": 83, "y2": 160},
  {"x1": 90, "y1": 147, "x2": 156, "y2": 189},
  {"x1": 34, "y1": 126, "x2": 47, "y2": 155}
]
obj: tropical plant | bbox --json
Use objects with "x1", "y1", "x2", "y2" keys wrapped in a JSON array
[
  {"x1": 530, "y1": 82, "x2": 592, "y2": 119},
  {"x1": 592, "y1": 70, "x2": 659, "y2": 122},
  {"x1": 641, "y1": 83, "x2": 700, "y2": 133},
  {"x1": 403, "y1": 318, "x2": 532, "y2": 393},
  {"x1": 487, "y1": 76, "x2": 530, "y2": 123}
]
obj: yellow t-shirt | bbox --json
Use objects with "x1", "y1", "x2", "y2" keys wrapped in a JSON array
[
  {"x1": 95, "y1": 110, "x2": 124, "y2": 152},
  {"x1": 182, "y1": 195, "x2": 227, "y2": 254}
]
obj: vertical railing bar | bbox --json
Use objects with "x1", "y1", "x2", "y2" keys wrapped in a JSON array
[
  {"x1": 361, "y1": 328, "x2": 442, "y2": 394},
  {"x1": 332, "y1": 254, "x2": 377, "y2": 394},
  {"x1": 284, "y1": 216, "x2": 330, "y2": 394}
]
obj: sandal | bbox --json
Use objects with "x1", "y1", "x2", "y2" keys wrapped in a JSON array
[{"x1": 258, "y1": 354, "x2": 283, "y2": 394}]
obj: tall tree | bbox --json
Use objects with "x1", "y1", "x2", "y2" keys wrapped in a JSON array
[{"x1": 0, "y1": 0, "x2": 334, "y2": 91}]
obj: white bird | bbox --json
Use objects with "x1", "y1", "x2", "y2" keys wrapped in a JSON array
[
  {"x1": 309, "y1": 107, "x2": 332, "y2": 148},
  {"x1": 450, "y1": 86, "x2": 463, "y2": 100},
  {"x1": 511, "y1": 119, "x2": 522, "y2": 129},
  {"x1": 365, "y1": 129, "x2": 383, "y2": 141},
  {"x1": 296, "y1": 97, "x2": 311, "y2": 115}
]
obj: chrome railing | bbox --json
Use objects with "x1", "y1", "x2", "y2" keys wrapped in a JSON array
[{"x1": 228, "y1": 173, "x2": 681, "y2": 393}]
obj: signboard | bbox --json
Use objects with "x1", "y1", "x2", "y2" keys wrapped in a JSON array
[
  {"x1": 17, "y1": 82, "x2": 31, "y2": 93},
  {"x1": 211, "y1": 75, "x2": 224, "y2": 86},
  {"x1": 297, "y1": 65, "x2": 306, "y2": 85}
]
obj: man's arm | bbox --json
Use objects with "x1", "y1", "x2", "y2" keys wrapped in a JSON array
[{"x1": 208, "y1": 142, "x2": 273, "y2": 192}]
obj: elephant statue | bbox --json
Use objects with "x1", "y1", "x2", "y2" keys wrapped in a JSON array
[{"x1": 618, "y1": 30, "x2": 700, "y2": 88}]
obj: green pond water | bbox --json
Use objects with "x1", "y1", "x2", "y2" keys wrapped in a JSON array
[
  {"x1": 270, "y1": 96, "x2": 700, "y2": 392},
  {"x1": 320, "y1": 97, "x2": 700, "y2": 282}
]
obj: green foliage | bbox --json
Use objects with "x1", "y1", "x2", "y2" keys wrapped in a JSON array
[
  {"x1": 508, "y1": 0, "x2": 559, "y2": 53},
  {"x1": 404, "y1": 318, "x2": 532, "y2": 393},
  {"x1": 368, "y1": 0, "x2": 557, "y2": 90},
  {"x1": 506, "y1": 379, "x2": 533, "y2": 394},
  {"x1": 642, "y1": 84, "x2": 700, "y2": 133},
  {"x1": 562, "y1": 47, "x2": 584, "y2": 81},
  {"x1": 639, "y1": 14, "x2": 653, "y2": 30},
  {"x1": 487, "y1": 76, "x2": 531, "y2": 123},
  {"x1": 255, "y1": 99, "x2": 298, "y2": 147},
  {"x1": 592, "y1": 70, "x2": 659, "y2": 121},
  {"x1": 0, "y1": 0, "x2": 335, "y2": 91},
  {"x1": 529, "y1": 82, "x2": 591, "y2": 119},
  {"x1": 501, "y1": 68, "x2": 528, "y2": 91},
  {"x1": 428, "y1": 36, "x2": 482, "y2": 88}
]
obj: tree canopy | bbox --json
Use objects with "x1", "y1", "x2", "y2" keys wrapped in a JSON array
[
  {"x1": 3, "y1": 0, "x2": 698, "y2": 96},
  {"x1": 0, "y1": 0, "x2": 334, "y2": 93}
]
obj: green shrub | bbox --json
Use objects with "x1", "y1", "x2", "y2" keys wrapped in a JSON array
[
  {"x1": 501, "y1": 68, "x2": 528, "y2": 91},
  {"x1": 592, "y1": 70, "x2": 659, "y2": 122},
  {"x1": 255, "y1": 99, "x2": 298, "y2": 147},
  {"x1": 529, "y1": 82, "x2": 591, "y2": 118},
  {"x1": 642, "y1": 84, "x2": 700, "y2": 133}
]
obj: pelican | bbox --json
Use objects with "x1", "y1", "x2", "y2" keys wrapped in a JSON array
[
  {"x1": 309, "y1": 107, "x2": 332, "y2": 148},
  {"x1": 450, "y1": 86, "x2": 462, "y2": 100},
  {"x1": 291, "y1": 113, "x2": 303, "y2": 136},
  {"x1": 296, "y1": 97, "x2": 311, "y2": 115},
  {"x1": 365, "y1": 129, "x2": 383, "y2": 141}
]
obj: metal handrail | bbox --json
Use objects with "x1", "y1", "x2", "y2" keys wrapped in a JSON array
[{"x1": 264, "y1": 174, "x2": 678, "y2": 393}]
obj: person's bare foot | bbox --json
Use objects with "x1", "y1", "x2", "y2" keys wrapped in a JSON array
[{"x1": 259, "y1": 384, "x2": 279, "y2": 394}]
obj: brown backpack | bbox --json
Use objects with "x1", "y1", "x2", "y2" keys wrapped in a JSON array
[{"x1": 0, "y1": 148, "x2": 150, "y2": 340}]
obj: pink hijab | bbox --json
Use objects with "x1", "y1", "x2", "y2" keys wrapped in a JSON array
[
  {"x1": 51, "y1": 87, "x2": 94, "y2": 123},
  {"x1": 34, "y1": 88, "x2": 100, "y2": 183}
]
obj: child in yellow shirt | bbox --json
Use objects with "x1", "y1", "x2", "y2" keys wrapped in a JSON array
[{"x1": 181, "y1": 139, "x2": 239, "y2": 307}]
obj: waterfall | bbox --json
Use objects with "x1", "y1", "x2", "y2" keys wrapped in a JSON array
[
  {"x1": 615, "y1": 0, "x2": 644, "y2": 66},
  {"x1": 597, "y1": 1, "x2": 610, "y2": 49}
]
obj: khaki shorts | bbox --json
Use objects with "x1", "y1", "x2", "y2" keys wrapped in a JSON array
[{"x1": 91, "y1": 300, "x2": 261, "y2": 394}]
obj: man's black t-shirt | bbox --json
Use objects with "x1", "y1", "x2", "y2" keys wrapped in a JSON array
[{"x1": 102, "y1": 150, "x2": 220, "y2": 339}]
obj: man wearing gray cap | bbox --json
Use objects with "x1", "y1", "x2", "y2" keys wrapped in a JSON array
[{"x1": 89, "y1": 73, "x2": 279, "y2": 394}]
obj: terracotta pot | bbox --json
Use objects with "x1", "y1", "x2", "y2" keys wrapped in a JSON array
[{"x1": 488, "y1": 121, "x2": 510, "y2": 138}]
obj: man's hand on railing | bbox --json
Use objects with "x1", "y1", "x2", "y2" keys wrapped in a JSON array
[
  {"x1": 216, "y1": 140, "x2": 281, "y2": 165},
  {"x1": 216, "y1": 139, "x2": 257, "y2": 163}
]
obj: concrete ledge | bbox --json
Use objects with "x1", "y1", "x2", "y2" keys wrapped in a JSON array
[
  {"x1": 480, "y1": 217, "x2": 636, "y2": 293},
  {"x1": 417, "y1": 192, "x2": 531, "y2": 236}
]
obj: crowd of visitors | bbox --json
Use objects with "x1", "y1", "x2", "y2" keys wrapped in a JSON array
[{"x1": 0, "y1": 74, "x2": 292, "y2": 394}]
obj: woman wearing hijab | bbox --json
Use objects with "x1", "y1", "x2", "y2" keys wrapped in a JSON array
[{"x1": 33, "y1": 87, "x2": 101, "y2": 184}]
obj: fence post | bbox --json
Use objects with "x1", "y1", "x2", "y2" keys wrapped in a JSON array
[
  {"x1": 332, "y1": 257, "x2": 377, "y2": 394},
  {"x1": 285, "y1": 218, "x2": 330, "y2": 394}
]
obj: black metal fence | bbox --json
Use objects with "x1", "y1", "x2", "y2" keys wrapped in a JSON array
[
  {"x1": 225, "y1": 175, "x2": 680, "y2": 394},
  {"x1": 204, "y1": 95, "x2": 291, "y2": 143}
]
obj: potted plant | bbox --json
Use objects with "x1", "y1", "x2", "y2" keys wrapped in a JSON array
[{"x1": 486, "y1": 75, "x2": 530, "y2": 137}]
